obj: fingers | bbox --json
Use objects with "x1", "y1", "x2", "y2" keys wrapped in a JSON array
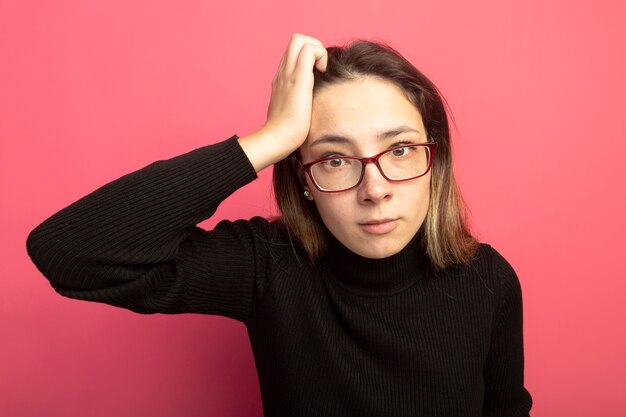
[
  {"x1": 262, "y1": 33, "x2": 328, "y2": 154},
  {"x1": 282, "y1": 33, "x2": 326, "y2": 75},
  {"x1": 294, "y1": 43, "x2": 328, "y2": 78}
]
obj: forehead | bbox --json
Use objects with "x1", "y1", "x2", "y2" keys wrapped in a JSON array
[{"x1": 308, "y1": 76, "x2": 425, "y2": 141}]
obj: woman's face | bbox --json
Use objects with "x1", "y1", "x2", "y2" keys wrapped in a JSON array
[{"x1": 300, "y1": 76, "x2": 431, "y2": 259}]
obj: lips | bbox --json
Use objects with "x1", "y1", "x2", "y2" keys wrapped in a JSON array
[{"x1": 358, "y1": 218, "x2": 399, "y2": 235}]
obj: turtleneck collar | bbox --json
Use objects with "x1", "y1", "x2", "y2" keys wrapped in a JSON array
[{"x1": 321, "y1": 229, "x2": 431, "y2": 297}]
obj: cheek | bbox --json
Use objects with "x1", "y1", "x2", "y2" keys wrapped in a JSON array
[
  {"x1": 310, "y1": 193, "x2": 353, "y2": 230},
  {"x1": 402, "y1": 180, "x2": 431, "y2": 217},
  {"x1": 417, "y1": 182, "x2": 431, "y2": 206}
]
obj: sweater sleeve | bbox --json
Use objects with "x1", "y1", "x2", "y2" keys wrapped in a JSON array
[
  {"x1": 482, "y1": 249, "x2": 533, "y2": 417},
  {"x1": 25, "y1": 135, "x2": 269, "y2": 322}
]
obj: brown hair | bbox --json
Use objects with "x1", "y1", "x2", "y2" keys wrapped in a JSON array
[{"x1": 272, "y1": 40, "x2": 478, "y2": 269}]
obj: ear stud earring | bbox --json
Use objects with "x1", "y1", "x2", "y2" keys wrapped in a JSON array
[{"x1": 303, "y1": 189, "x2": 311, "y2": 198}]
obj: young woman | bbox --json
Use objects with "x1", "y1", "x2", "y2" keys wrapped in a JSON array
[{"x1": 27, "y1": 34, "x2": 532, "y2": 416}]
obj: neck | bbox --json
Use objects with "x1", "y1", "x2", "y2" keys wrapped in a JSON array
[{"x1": 323, "y1": 229, "x2": 431, "y2": 296}]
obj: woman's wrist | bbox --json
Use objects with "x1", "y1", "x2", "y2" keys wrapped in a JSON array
[{"x1": 238, "y1": 128, "x2": 298, "y2": 173}]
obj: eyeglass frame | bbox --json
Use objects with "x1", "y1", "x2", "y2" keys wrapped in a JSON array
[{"x1": 300, "y1": 142, "x2": 438, "y2": 193}]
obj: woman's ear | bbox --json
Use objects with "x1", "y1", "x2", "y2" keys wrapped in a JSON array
[
  {"x1": 292, "y1": 152, "x2": 315, "y2": 201},
  {"x1": 292, "y1": 152, "x2": 308, "y2": 188}
]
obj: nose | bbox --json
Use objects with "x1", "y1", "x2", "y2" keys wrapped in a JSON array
[{"x1": 357, "y1": 162, "x2": 393, "y2": 204}]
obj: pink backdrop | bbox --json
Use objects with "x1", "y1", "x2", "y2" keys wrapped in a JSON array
[{"x1": 2, "y1": 0, "x2": 625, "y2": 416}]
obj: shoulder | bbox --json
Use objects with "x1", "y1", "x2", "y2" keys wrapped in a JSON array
[
  {"x1": 470, "y1": 243, "x2": 524, "y2": 316},
  {"x1": 211, "y1": 216, "x2": 309, "y2": 266},
  {"x1": 439, "y1": 243, "x2": 517, "y2": 280},
  {"x1": 472, "y1": 243, "x2": 518, "y2": 279},
  {"x1": 434, "y1": 243, "x2": 522, "y2": 303},
  {"x1": 221, "y1": 216, "x2": 301, "y2": 244},
  {"x1": 211, "y1": 216, "x2": 290, "y2": 247}
]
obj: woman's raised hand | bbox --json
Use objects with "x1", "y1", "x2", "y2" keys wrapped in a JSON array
[
  {"x1": 238, "y1": 34, "x2": 327, "y2": 172},
  {"x1": 266, "y1": 34, "x2": 328, "y2": 150}
]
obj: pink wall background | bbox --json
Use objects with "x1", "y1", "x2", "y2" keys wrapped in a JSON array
[{"x1": 2, "y1": 0, "x2": 625, "y2": 416}]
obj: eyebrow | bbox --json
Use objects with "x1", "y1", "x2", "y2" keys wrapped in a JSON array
[{"x1": 310, "y1": 126, "x2": 421, "y2": 147}]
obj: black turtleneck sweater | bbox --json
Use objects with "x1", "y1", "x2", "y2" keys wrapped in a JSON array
[{"x1": 26, "y1": 136, "x2": 532, "y2": 416}]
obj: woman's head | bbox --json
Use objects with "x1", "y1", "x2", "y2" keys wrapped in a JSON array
[{"x1": 273, "y1": 40, "x2": 477, "y2": 268}]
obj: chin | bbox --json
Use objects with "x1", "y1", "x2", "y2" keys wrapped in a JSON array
[{"x1": 351, "y1": 242, "x2": 403, "y2": 259}]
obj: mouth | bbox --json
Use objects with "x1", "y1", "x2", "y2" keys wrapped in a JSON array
[{"x1": 358, "y1": 218, "x2": 399, "y2": 235}]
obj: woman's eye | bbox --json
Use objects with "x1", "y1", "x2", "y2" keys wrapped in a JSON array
[
  {"x1": 390, "y1": 144, "x2": 418, "y2": 157},
  {"x1": 391, "y1": 147, "x2": 408, "y2": 157},
  {"x1": 327, "y1": 158, "x2": 346, "y2": 168}
]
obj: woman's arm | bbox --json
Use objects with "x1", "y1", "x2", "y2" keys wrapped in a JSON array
[
  {"x1": 26, "y1": 137, "x2": 262, "y2": 319},
  {"x1": 25, "y1": 34, "x2": 328, "y2": 320},
  {"x1": 482, "y1": 252, "x2": 533, "y2": 416}
]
